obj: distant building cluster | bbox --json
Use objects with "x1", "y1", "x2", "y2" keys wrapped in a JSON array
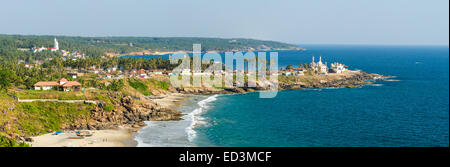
[
  {"x1": 309, "y1": 56, "x2": 348, "y2": 75},
  {"x1": 29, "y1": 38, "x2": 86, "y2": 60},
  {"x1": 281, "y1": 67, "x2": 305, "y2": 76},
  {"x1": 32, "y1": 38, "x2": 60, "y2": 53},
  {"x1": 281, "y1": 56, "x2": 348, "y2": 76}
]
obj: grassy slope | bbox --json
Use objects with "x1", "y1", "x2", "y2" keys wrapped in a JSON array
[
  {"x1": 0, "y1": 77, "x2": 171, "y2": 147},
  {"x1": 123, "y1": 78, "x2": 171, "y2": 96},
  {"x1": 13, "y1": 90, "x2": 88, "y2": 100},
  {"x1": 0, "y1": 93, "x2": 94, "y2": 147}
]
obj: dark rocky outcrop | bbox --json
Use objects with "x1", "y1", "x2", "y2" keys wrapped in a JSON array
[
  {"x1": 66, "y1": 93, "x2": 182, "y2": 131},
  {"x1": 174, "y1": 72, "x2": 386, "y2": 95},
  {"x1": 61, "y1": 72, "x2": 386, "y2": 132}
]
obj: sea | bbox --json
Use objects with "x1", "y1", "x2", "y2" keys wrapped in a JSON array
[{"x1": 133, "y1": 45, "x2": 449, "y2": 147}]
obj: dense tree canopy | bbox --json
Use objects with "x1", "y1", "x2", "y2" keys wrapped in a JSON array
[{"x1": 0, "y1": 68, "x2": 16, "y2": 92}]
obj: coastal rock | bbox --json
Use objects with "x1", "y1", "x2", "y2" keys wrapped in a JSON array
[
  {"x1": 25, "y1": 137, "x2": 34, "y2": 142},
  {"x1": 59, "y1": 71, "x2": 385, "y2": 132},
  {"x1": 64, "y1": 92, "x2": 182, "y2": 131}
]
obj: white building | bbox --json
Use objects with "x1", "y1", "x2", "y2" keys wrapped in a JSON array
[
  {"x1": 295, "y1": 70, "x2": 305, "y2": 76},
  {"x1": 33, "y1": 46, "x2": 48, "y2": 53},
  {"x1": 181, "y1": 69, "x2": 191, "y2": 75},
  {"x1": 282, "y1": 72, "x2": 293, "y2": 76},
  {"x1": 330, "y1": 62, "x2": 347, "y2": 74},
  {"x1": 32, "y1": 38, "x2": 59, "y2": 52},
  {"x1": 310, "y1": 56, "x2": 328, "y2": 74},
  {"x1": 33, "y1": 78, "x2": 81, "y2": 91},
  {"x1": 51, "y1": 38, "x2": 59, "y2": 52}
]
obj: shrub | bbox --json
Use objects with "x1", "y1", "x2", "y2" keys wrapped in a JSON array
[{"x1": 104, "y1": 105, "x2": 114, "y2": 112}]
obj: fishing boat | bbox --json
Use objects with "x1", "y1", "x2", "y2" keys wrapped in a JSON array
[{"x1": 76, "y1": 131, "x2": 93, "y2": 137}]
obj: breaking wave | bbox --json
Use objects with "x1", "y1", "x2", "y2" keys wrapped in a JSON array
[{"x1": 186, "y1": 95, "x2": 218, "y2": 142}]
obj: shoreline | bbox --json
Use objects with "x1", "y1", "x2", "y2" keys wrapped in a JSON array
[
  {"x1": 134, "y1": 94, "x2": 215, "y2": 147},
  {"x1": 28, "y1": 71, "x2": 385, "y2": 147},
  {"x1": 29, "y1": 126, "x2": 137, "y2": 147},
  {"x1": 117, "y1": 48, "x2": 304, "y2": 57},
  {"x1": 28, "y1": 93, "x2": 190, "y2": 147}
]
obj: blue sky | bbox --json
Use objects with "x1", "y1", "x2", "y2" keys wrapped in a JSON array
[{"x1": 1, "y1": 0, "x2": 448, "y2": 45}]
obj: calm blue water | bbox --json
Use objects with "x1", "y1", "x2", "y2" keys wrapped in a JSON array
[
  {"x1": 134, "y1": 45, "x2": 449, "y2": 147},
  {"x1": 193, "y1": 45, "x2": 449, "y2": 147}
]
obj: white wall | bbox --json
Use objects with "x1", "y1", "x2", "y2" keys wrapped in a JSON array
[{"x1": 42, "y1": 86, "x2": 54, "y2": 90}]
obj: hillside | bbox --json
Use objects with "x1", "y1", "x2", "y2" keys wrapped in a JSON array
[
  {"x1": 0, "y1": 34, "x2": 301, "y2": 58},
  {"x1": 0, "y1": 77, "x2": 182, "y2": 147}
]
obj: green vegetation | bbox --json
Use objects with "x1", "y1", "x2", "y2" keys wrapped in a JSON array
[
  {"x1": 0, "y1": 93, "x2": 94, "y2": 147},
  {"x1": 0, "y1": 68, "x2": 16, "y2": 92},
  {"x1": 92, "y1": 93, "x2": 116, "y2": 107},
  {"x1": 0, "y1": 34, "x2": 299, "y2": 92},
  {"x1": 0, "y1": 136, "x2": 28, "y2": 147},
  {"x1": 13, "y1": 90, "x2": 87, "y2": 100},
  {"x1": 150, "y1": 79, "x2": 170, "y2": 90},
  {"x1": 279, "y1": 75, "x2": 298, "y2": 84},
  {"x1": 100, "y1": 79, "x2": 124, "y2": 91},
  {"x1": 104, "y1": 105, "x2": 114, "y2": 112},
  {"x1": 285, "y1": 64, "x2": 293, "y2": 70},
  {"x1": 0, "y1": 34, "x2": 301, "y2": 147},
  {"x1": 0, "y1": 35, "x2": 299, "y2": 57},
  {"x1": 18, "y1": 102, "x2": 92, "y2": 135},
  {"x1": 128, "y1": 79, "x2": 152, "y2": 96}
]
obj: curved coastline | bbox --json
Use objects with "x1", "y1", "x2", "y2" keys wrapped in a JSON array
[{"x1": 133, "y1": 94, "x2": 219, "y2": 147}]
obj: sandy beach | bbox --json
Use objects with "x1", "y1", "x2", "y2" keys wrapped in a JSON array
[
  {"x1": 29, "y1": 126, "x2": 137, "y2": 147},
  {"x1": 151, "y1": 93, "x2": 189, "y2": 108},
  {"x1": 29, "y1": 93, "x2": 189, "y2": 147}
]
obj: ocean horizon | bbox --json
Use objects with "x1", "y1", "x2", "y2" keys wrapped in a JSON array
[{"x1": 134, "y1": 44, "x2": 449, "y2": 147}]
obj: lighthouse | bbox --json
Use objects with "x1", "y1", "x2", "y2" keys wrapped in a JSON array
[{"x1": 54, "y1": 38, "x2": 59, "y2": 51}]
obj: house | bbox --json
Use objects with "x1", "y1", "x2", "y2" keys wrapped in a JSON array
[
  {"x1": 105, "y1": 52, "x2": 116, "y2": 58},
  {"x1": 193, "y1": 70, "x2": 204, "y2": 76},
  {"x1": 32, "y1": 46, "x2": 48, "y2": 53},
  {"x1": 330, "y1": 62, "x2": 347, "y2": 74},
  {"x1": 107, "y1": 67, "x2": 118, "y2": 73},
  {"x1": 282, "y1": 72, "x2": 293, "y2": 76},
  {"x1": 24, "y1": 64, "x2": 34, "y2": 68},
  {"x1": 34, "y1": 81, "x2": 59, "y2": 90},
  {"x1": 129, "y1": 70, "x2": 137, "y2": 77},
  {"x1": 34, "y1": 78, "x2": 81, "y2": 91},
  {"x1": 150, "y1": 70, "x2": 164, "y2": 75},
  {"x1": 181, "y1": 69, "x2": 191, "y2": 75},
  {"x1": 295, "y1": 70, "x2": 305, "y2": 76}
]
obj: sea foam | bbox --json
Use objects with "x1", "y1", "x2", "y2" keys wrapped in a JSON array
[{"x1": 186, "y1": 95, "x2": 218, "y2": 142}]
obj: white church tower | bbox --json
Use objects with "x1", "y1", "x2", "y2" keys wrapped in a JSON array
[{"x1": 54, "y1": 38, "x2": 59, "y2": 51}]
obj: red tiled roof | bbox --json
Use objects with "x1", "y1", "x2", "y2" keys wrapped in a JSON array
[
  {"x1": 59, "y1": 78, "x2": 68, "y2": 82},
  {"x1": 34, "y1": 78, "x2": 81, "y2": 87},
  {"x1": 62, "y1": 81, "x2": 81, "y2": 87},
  {"x1": 34, "y1": 81, "x2": 59, "y2": 87}
]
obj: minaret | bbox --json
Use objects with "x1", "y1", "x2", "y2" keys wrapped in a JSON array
[
  {"x1": 312, "y1": 56, "x2": 315, "y2": 64},
  {"x1": 319, "y1": 56, "x2": 322, "y2": 63},
  {"x1": 54, "y1": 38, "x2": 59, "y2": 50}
]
